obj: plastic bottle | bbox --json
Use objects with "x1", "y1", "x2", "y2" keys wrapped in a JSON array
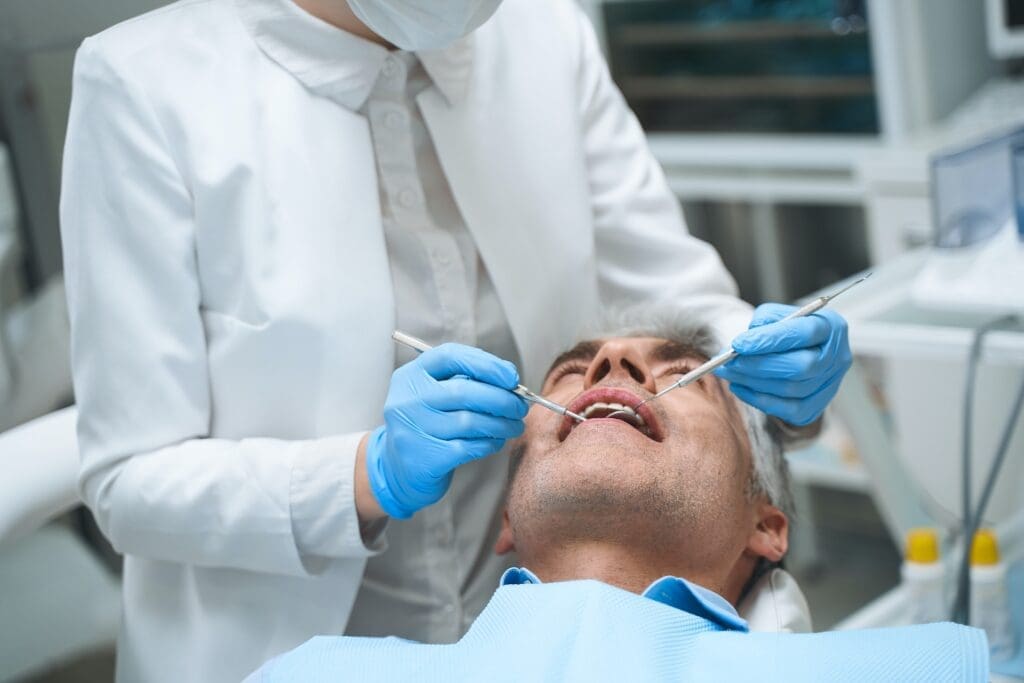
[
  {"x1": 902, "y1": 528, "x2": 946, "y2": 624},
  {"x1": 969, "y1": 528, "x2": 1016, "y2": 662}
]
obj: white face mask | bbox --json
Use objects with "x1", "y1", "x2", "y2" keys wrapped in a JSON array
[{"x1": 347, "y1": 0, "x2": 503, "y2": 51}]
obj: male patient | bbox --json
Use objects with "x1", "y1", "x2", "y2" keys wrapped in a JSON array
[{"x1": 248, "y1": 311, "x2": 988, "y2": 682}]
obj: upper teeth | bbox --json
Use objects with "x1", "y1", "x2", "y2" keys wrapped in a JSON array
[{"x1": 581, "y1": 402, "x2": 645, "y2": 424}]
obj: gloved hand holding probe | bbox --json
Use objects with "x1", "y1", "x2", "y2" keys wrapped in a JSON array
[
  {"x1": 714, "y1": 304, "x2": 852, "y2": 427},
  {"x1": 366, "y1": 343, "x2": 528, "y2": 519}
]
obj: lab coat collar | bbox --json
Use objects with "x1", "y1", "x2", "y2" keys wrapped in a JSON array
[
  {"x1": 500, "y1": 567, "x2": 749, "y2": 633},
  {"x1": 417, "y1": 38, "x2": 474, "y2": 106},
  {"x1": 234, "y1": 0, "x2": 472, "y2": 109}
]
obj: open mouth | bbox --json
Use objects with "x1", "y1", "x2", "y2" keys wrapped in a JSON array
[{"x1": 558, "y1": 387, "x2": 664, "y2": 443}]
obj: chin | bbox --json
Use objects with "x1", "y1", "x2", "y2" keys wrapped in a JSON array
[
  {"x1": 519, "y1": 443, "x2": 665, "y2": 513},
  {"x1": 558, "y1": 426, "x2": 664, "y2": 469}
]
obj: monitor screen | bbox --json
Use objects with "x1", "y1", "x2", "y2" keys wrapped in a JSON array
[
  {"x1": 988, "y1": 0, "x2": 1024, "y2": 57},
  {"x1": 1006, "y1": 0, "x2": 1024, "y2": 28}
]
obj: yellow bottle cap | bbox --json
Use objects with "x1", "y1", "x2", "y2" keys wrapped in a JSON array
[
  {"x1": 905, "y1": 528, "x2": 940, "y2": 563},
  {"x1": 970, "y1": 529, "x2": 1001, "y2": 566}
]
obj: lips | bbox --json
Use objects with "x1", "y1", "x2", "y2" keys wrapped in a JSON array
[{"x1": 557, "y1": 387, "x2": 664, "y2": 443}]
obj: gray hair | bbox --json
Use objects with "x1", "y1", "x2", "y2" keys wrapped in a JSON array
[{"x1": 578, "y1": 305, "x2": 794, "y2": 519}]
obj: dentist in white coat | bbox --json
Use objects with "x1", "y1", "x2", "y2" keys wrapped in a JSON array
[{"x1": 61, "y1": 0, "x2": 850, "y2": 680}]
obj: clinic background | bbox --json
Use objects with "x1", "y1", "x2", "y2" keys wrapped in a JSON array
[{"x1": 1, "y1": 0, "x2": 1023, "y2": 680}]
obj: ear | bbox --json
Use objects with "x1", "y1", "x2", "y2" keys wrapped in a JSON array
[
  {"x1": 746, "y1": 502, "x2": 788, "y2": 563},
  {"x1": 493, "y1": 507, "x2": 516, "y2": 555}
]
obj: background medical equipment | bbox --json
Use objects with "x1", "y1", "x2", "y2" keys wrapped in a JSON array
[
  {"x1": 986, "y1": 0, "x2": 1024, "y2": 59},
  {"x1": 0, "y1": 148, "x2": 71, "y2": 433},
  {"x1": 0, "y1": 143, "x2": 116, "y2": 681},
  {"x1": 830, "y1": 9, "x2": 1024, "y2": 675},
  {"x1": 910, "y1": 127, "x2": 1024, "y2": 315},
  {"x1": 392, "y1": 331, "x2": 587, "y2": 422},
  {"x1": 971, "y1": 528, "x2": 1016, "y2": 662},
  {"x1": 838, "y1": 120, "x2": 1024, "y2": 681},
  {"x1": 634, "y1": 273, "x2": 869, "y2": 410},
  {"x1": 806, "y1": 263, "x2": 1024, "y2": 680},
  {"x1": 901, "y1": 528, "x2": 946, "y2": 625}
]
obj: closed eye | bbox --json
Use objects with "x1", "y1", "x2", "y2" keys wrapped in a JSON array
[
  {"x1": 547, "y1": 361, "x2": 589, "y2": 385},
  {"x1": 658, "y1": 362, "x2": 711, "y2": 392},
  {"x1": 662, "y1": 363, "x2": 696, "y2": 377}
]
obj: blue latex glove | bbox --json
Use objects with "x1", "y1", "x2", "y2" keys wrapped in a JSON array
[
  {"x1": 366, "y1": 343, "x2": 528, "y2": 519},
  {"x1": 713, "y1": 304, "x2": 852, "y2": 426}
]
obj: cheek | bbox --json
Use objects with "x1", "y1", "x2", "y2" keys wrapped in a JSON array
[
  {"x1": 543, "y1": 379, "x2": 581, "y2": 402},
  {"x1": 667, "y1": 409, "x2": 749, "y2": 489},
  {"x1": 522, "y1": 403, "x2": 558, "y2": 437},
  {"x1": 526, "y1": 379, "x2": 583, "y2": 432}
]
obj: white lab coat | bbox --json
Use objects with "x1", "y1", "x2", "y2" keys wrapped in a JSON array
[{"x1": 60, "y1": 0, "x2": 751, "y2": 680}]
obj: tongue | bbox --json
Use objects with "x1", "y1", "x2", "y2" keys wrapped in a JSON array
[{"x1": 592, "y1": 410, "x2": 640, "y2": 427}]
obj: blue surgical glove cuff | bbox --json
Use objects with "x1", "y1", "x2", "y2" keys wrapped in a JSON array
[{"x1": 365, "y1": 425, "x2": 414, "y2": 520}]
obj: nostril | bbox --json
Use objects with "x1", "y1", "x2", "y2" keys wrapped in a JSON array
[
  {"x1": 591, "y1": 358, "x2": 611, "y2": 384},
  {"x1": 621, "y1": 359, "x2": 646, "y2": 385}
]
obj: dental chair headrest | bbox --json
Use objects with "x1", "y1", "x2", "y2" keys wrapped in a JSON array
[{"x1": 736, "y1": 568, "x2": 813, "y2": 633}]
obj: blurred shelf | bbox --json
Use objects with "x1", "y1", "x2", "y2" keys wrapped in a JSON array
[
  {"x1": 650, "y1": 133, "x2": 879, "y2": 204},
  {"x1": 665, "y1": 169, "x2": 864, "y2": 204},
  {"x1": 616, "y1": 21, "x2": 853, "y2": 47},
  {"x1": 649, "y1": 133, "x2": 883, "y2": 171},
  {"x1": 621, "y1": 76, "x2": 874, "y2": 100}
]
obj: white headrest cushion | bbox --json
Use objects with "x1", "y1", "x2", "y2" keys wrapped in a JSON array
[
  {"x1": 0, "y1": 407, "x2": 80, "y2": 544},
  {"x1": 736, "y1": 568, "x2": 813, "y2": 633}
]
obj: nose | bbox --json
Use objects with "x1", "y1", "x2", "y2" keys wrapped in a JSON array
[{"x1": 583, "y1": 340, "x2": 658, "y2": 394}]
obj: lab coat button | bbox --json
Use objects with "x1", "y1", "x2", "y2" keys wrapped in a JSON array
[
  {"x1": 398, "y1": 188, "x2": 419, "y2": 208},
  {"x1": 382, "y1": 58, "x2": 404, "y2": 81}
]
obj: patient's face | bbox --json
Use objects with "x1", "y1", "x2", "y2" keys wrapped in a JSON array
[{"x1": 504, "y1": 336, "x2": 775, "y2": 582}]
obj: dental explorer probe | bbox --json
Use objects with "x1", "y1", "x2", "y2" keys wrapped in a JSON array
[
  {"x1": 630, "y1": 273, "x2": 873, "y2": 411},
  {"x1": 391, "y1": 331, "x2": 588, "y2": 423}
]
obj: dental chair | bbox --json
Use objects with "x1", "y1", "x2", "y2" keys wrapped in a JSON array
[
  {"x1": 739, "y1": 568, "x2": 813, "y2": 633},
  {"x1": 0, "y1": 145, "x2": 119, "y2": 682},
  {"x1": 0, "y1": 410, "x2": 121, "y2": 683}
]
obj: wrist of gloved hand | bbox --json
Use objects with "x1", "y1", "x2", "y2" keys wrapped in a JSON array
[
  {"x1": 365, "y1": 425, "x2": 416, "y2": 520},
  {"x1": 368, "y1": 343, "x2": 527, "y2": 520}
]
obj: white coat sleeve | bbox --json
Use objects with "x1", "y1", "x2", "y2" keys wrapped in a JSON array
[
  {"x1": 573, "y1": 9, "x2": 753, "y2": 342},
  {"x1": 60, "y1": 39, "x2": 382, "y2": 576}
]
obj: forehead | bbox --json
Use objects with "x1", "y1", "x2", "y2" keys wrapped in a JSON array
[{"x1": 544, "y1": 336, "x2": 708, "y2": 378}]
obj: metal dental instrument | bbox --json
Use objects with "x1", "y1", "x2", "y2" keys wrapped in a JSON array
[
  {"x1": 626, "y1": 273, "x2": 873, "y2": 412},
  {"x1": 392, "y1": 331, "x2": 588, "y2": 422}
]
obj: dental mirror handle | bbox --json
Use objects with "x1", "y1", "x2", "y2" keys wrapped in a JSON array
[{"x1": 391, "y1": 331, "x2": 587, "y2": 422}]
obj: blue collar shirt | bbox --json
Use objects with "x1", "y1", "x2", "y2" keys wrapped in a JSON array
[{"x1": 500, "y1": 566, "x2": 749, "y2": 632}]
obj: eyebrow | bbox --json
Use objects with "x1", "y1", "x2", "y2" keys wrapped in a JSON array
[
  {"x1": 650, "y1": 340, "x2": 708, "y2": 364},
  {"x1": 544, "y1": 340, "x2": 602, "y2": 379}
]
